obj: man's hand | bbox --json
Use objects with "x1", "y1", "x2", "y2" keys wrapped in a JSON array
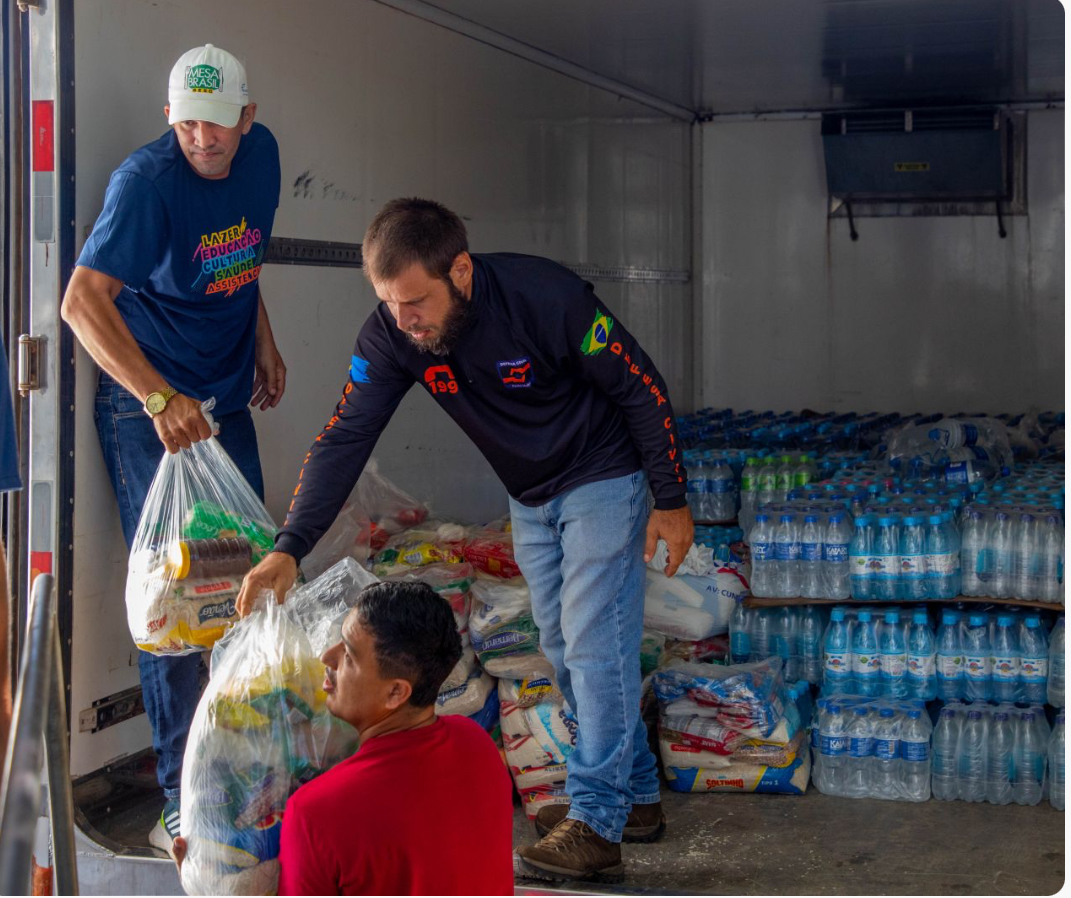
[
  {"x1": 644, "y1": 506, "x2": 694, "y2": 578},
  {"x1": 173, "y1": 836, "x2": 187, "y2": 876},
  {"x1": 252, "y1": 334, "x2": 286, "y2": 410},
  {"x1": 153, "y1": 393, "x2": 213, "y2": 454},
  {"x1": 237, "y1": 551, "x2": 299, "y2": 617}
]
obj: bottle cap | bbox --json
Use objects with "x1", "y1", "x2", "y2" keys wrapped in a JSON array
[
  {"x1": 997, "y1": 615, "x2": 1013, "y2": 626},
  {"x1": 857, "y1": 611, "x2": 872, "y2": 622},
  {"x1": 928, "y1": 514, "x2": 943, "y2": 525},
  {"x1": 907, "y1": 709, "x2": 921, "y2": 719},
  {"x1": 780, "y1": 514, "x2": 794, "y2": 523},
  {"x1": 1025, "y1": 617, "x2": 1040, "y2": 628},
  {"x1": 165, "y1": 541, "x2": 192, "y2": 580},
  {"x1": 942, "y1": 611, "x2": 959, "y2": 624},
  {"x1": 884, "y1": 611, "x2": 899, "y2": 624},
  {"x1": 969, "y1": 614, "x2": 987, "y2": 626},
  {"x1": 755, "y1": 514, "x2": 770, "y2": 523},
  {"x1": 880, "y1": 707, "x2": 894, "y2": 717},
  {"x1": 804, "y1": 515, "x2": 818, "y2": 523},
  {"x1": 854, "y1": 706, "x2": 868, "y2": 715},
  {"x1": 831, "y1": 607, "x2": 846, "y2": 621}
]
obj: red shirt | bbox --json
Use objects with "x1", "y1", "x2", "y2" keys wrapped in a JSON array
[{"x1": 278, "y1": 715, "x2": 515, "y2": 896}]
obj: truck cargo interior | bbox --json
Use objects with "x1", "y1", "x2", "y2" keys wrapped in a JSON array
[{"x1": 1, "y1": 0, "x2": 1064, "y2": 894}]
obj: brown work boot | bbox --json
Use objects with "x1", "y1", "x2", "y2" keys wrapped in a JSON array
[
  {"x1": 517, "y1": 817, "x2": 624, "y2": 884},
  {"x1": 535, "y1": 800, "x2": 667, "y2": 843}
]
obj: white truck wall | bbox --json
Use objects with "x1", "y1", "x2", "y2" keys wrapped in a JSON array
[
  {"x1": 698, "y1": 110, "x2": 1065, "y2": 414},
  {"x1": 70, "y1": 0, "x2": 690, "y2": 775}
]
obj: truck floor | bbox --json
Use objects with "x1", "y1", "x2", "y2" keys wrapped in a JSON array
[{"x1": 511, "y1": 790, "x2": 1065, "y2": 895}]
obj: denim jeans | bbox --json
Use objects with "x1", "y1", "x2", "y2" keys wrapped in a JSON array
[
  {"x1": 95, "y1": 372, "x2": 264, "y2": 797},
  {"x1": 509, "y1": 470, "x2": 660, "y2": 842}
]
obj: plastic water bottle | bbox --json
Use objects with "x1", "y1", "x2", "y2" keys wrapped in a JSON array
[
  {"x1": 1048, "y1": 617, "x2": 1064, "y2": 708},
  {"x1": 1014, "y1": 513, "x2": 1040, "y2": 600},
  {"x1": 926, "y1": 513, "x2": 956, "y2": 599},
  {"x1": 871, "y1": 707, "x2": 901, "y2": 799},
  {"x1": 709, "y1": 459, "x2": 736, "y2": 522},
  {"x1": 879, "y1": 611, "x2": 907, "y2": 699},
  {"x1": 776, "y1": 455, "x2": 794, "y2": 503},
  {"x1": 936, "y1": 610, "x2": 964, "y2": 701},
  {"x1": 845, "y1": 706, "x2": 874, "y2": 798},
  {"x1": 990, "y1": 615, "x2": 1020, "y2": 702},
  {"x1": 800, "y1": 604, "x2": 824, "y2": 684},
  {"x1": 822, "y1": 607, "x2": 853, "y2": 694},
  {"x1": 906, "y1": 610, "x2": 936, "y2": 701},
  {"x1": 985, "y1": 709, "x2": 1015, "y2": 805},
  {"x1": 757, "y1": 459, "x2": 779, "y2": 508},
  {"x1": 963, "y1": 613, "x2": 992, "y2": 702},
  {"x1": 850, "y1": 516, "x2": 874, "y2": 599},
  {"x1": 749, "y1": 514, "x2": 775, "y2": 597},
  {"x1": 729, "y1": 600, "x2": 752, "y2": 665},
  {"x1": 958, "y1": 709, "x2": 988, "y2": 803},
  {"x1": 739, "y1": 458, "x2": 759, "y2": 533},
  {"x1": 852, "y1": 610, "x2": 880, "y2": 697},
  {"x1": 773, "y1": 606, "x2": 799, "y2": 681},
  {"x1": 823, "y1": 514, "x2": 851, "y2": 600},
  {"x1": 1039, "y1": 514, "x2": 1064, "y2": 603},
  {"x1": 874, "y1": 517, "x2": 900, "y2": 601},
  {"x1": 1019, "y1": 615, "x2": 1049, "y2": 704},
  {"x1": 932, "y1": 706, "x2": 960, "y2": 801},
  {"x1": 990, "y1": 512, "x2": 1014, "y2": 597},
  {"x1": 901, "y1": 708, "x2": 931, "y2": 802},
  {"x1": 899, "y1": 515, "x2": 927, "y2": 601},
  {"x1": 960, "y1": 510, "x2": 988, "y2": 596},
  {"x1": 774, "y1": 514, "x2": 800, "y2": 597},
  {"x1": 686, "y1": 456, "x2": 707, "y2": 520},
  {"x1": 1013, "y1": 709, "x2": 1045, "y2": 806},
  {"x1": 819, "y1": 702, "x2": 849, "y2": 796},
  {"x1": 1050, "y1": 711, "x2": 1065, "y2": 811},
  {"x1": 944, "y1": 512, "x2": 962, "y2": 596},
  {"x1": 751, "y1": 607, "x2": 772, "y2": 661},
  {"x1": 800, "y1": 515, "x2": 824, "y2": 598}
]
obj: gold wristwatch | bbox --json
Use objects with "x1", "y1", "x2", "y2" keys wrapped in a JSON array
[{"x1": 144, "y1": 386, "x2": 178, "y2": 417}]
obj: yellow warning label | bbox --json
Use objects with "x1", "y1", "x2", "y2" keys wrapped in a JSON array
[{"x1": 894, "y1": 162, "x2": 930, "y2": 172}]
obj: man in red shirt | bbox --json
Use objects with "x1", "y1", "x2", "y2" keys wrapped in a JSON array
[{"x1": 177, "y1": 580, "x2": 515, "y2": 895}]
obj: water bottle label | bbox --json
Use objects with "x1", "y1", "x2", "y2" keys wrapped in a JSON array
[
  {"x1": 991, "y1": 655, "x2": 1019, "y2": 681},
  {"x1": 874, "y1": 554, "x2": 901, "y2": 578},
  {"x1": 823, "y1": 543, "x2": 848, "y2": 563},
  {"x1": 901, "y1": 740, "x2": 930, "y2": 762},
  {"x1": 907, "y1": 653, "x2": 936, "y2": 678},
  {"x1": 710, "y1": 480, "x2": 732, "y2": 494},
  {"x1": 928, "y1": 553, "x2": 959, "y2": 575},
  {"x1": 945, "y1": 462, "x2": 969, "y2": 484},
  {"x1": 975, "y1": 548, "x2": 994, "y2": 575},
  {"x1": 880, "y1": 652, "x2": 906, "y2": 677},
  {"x1": 741, "y1": 474, "x2": 757, "y2": 492},
  {"x1": 848, "y1": 736, "x2": 874, "y2": 758},
  {"x1": 819, "y1": 734, "x2": 847, "y2": 756},
  {"x1": 775, "y1": 542, "x2": 800, "y2": 562},
  {"x1": 1020, "y1": 656, "x2": 1048, "y2": 682},
  {"x1": 801, "y1": 543, "x2": 821, "y2": 562},
  {"x1": 825, "y1": 651, "x2": 850, "y2": 675},
  {"x1": 900, "y1": 554, "x2": 925, "y2": 578},
  {"x1": 752, "y1": 541, "x2": 772, "y2": 561},
  {"x1": 937, "y1": 654, "x2": 963, "y2": 679},
  {"x1": 852, "y1": 652, "x2": 879, "y2": 675},
  {"x1": 964, "y1": 653, "x2": 990, "y2": 679},
  {"x1": 874, "y1": 738, "x2": 899, "y2": 760}
]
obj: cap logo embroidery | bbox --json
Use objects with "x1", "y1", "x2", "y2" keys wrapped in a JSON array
[{"x1": 185, "y1": 64, "x2": 222, "y2": 93}]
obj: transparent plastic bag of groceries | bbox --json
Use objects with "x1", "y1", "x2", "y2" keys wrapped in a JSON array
[
  {"x1": 180, "y1": 596, "x2": 359, "y2": 896},
  {"x1": 125, "y1": 400, "x2": 277, "y2": 656}
]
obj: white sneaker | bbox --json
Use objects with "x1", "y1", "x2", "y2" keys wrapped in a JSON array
[{"x1": 148, "y1": 799, "x2": 180, "y2": 860}]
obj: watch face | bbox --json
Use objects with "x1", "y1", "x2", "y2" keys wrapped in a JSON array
[{"x1": 146, "y1": 393, "x2": 166, "y2": 415}]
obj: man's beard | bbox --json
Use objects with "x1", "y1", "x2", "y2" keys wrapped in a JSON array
[{"x1": 406, "y1": 282, "x2": 473, "y2": 355}]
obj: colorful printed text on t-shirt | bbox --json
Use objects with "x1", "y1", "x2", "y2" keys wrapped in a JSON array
[{"x1": 191, "y1": 217, "x2": 263, "y2": 297}]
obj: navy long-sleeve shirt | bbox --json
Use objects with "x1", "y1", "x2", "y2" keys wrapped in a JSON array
[{"x1": 275, "y1": 253, "x2": 687, "y2": 563}]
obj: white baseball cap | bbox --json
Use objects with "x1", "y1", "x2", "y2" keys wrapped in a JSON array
[{"x1": 167, "y1": 44, "x2": 249, "y2": 128}]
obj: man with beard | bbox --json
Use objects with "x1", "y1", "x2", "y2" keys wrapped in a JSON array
[{"x1": 237, "y1": 197, "x2": 693, "y2": 884}]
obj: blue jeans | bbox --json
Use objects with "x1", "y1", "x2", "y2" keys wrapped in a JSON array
[
  {"x1": 509, "y1": 470, "x2": 660, "y2": 843},
  {"x1": 95, "y1": 373, "x2": 264, "y2": 798}
]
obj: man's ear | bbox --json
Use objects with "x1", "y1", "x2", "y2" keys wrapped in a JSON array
[{"x1": 384, "y1": 678, "x2": 413, "y2": 710}]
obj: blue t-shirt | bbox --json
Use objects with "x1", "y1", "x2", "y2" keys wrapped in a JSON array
[
  {"x1": 77, "y1": 123, "x2": 280, "y2": 415},
  {"x1": 0, "y1": 336, "x2": 20, "y2": 492}
]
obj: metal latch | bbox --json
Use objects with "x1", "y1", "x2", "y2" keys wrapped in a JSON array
[
  {"x1": 17, "y1": 334, "x2": 44, "y2": 396},
  {"x1": 78, "y1": 686, "x2": 145, "y2": 734}
]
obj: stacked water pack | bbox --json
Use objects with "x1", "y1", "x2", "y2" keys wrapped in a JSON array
[
  {"x1": 931, "y1": 701, "x2": 1051, "y2": 806},
  {"x1": 728, "y1": 603, "x2": 828, "y2": 685},
  {"x1": 821, "y1": 606, "x2": 937, "y2": 701},
  {"x1": 651, "y1": 657, "x2": 810, "y2": 794},
  {"x1": 811, "y1": 695, "x2": 932, "y2": 801},
  {"x1": 930, "y1": 608, "x2": 1057, "y2": 704},
  {"x1": 848, "y1": 510, "x2": 963, "y2": 600}
]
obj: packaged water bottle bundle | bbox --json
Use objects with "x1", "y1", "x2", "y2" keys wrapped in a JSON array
[
  {"x1": 729, "y1": 603, "x2": 828, "y2": 685},
  {"x1": 651, "y1": 658, "x2": 811, "y2": 794},
  {"x1": 930, "y1": 701, "x2": 1052, "y2": 807},
  {"x1": 810, "y1": 695, "x2": 932, "y2": 802}
]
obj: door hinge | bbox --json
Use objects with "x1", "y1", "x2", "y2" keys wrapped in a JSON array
[
  {"x1": 78, "y1": 686, "x2": 145, "y2": 734},
  {"x1": 17, "y1": 334, "x2": 44, "y2": 396}
]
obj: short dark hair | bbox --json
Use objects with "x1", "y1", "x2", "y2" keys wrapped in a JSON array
[
  {"x1": 350, "y1": 581, "x2": 462, "y2": 707},
  {"x1": 362, "y1": 197, "x2": 468, "y2": 284}
]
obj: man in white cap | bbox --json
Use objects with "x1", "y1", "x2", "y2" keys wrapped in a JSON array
[{"x1": 61, "y1": 44, "x2": 285, "y2": 857}]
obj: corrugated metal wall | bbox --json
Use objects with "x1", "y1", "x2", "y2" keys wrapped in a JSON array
[{"x1": 698, "y1": 109, "x2": 1064, "y2": 414}]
